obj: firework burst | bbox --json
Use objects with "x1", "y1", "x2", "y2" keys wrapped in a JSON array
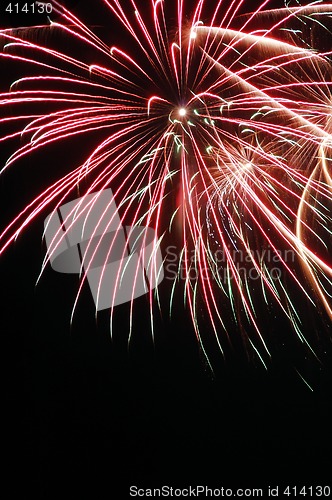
[{"x1": 1, "y1": 0, "x2": 332, "y2": 371}]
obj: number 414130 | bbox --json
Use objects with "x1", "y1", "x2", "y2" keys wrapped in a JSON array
[
  {"x1": 5, "y1": 3, "x2": 53, "y2": 14},
  {"x1": 283, "y1": 485, "x2": 331, "y2": 497}
]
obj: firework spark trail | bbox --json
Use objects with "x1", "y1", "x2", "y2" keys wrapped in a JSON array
[{"x1": 1, "y1": 0, "x2": 332, "y2": 369}]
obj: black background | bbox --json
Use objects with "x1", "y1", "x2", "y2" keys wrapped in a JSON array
[{"x1": 1, "y1": 1, "x2": 332, "y2": 498}]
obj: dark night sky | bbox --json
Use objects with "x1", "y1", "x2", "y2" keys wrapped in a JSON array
[{"x1": 1, "y1": 1, "x2": 332, "y2": 498}]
